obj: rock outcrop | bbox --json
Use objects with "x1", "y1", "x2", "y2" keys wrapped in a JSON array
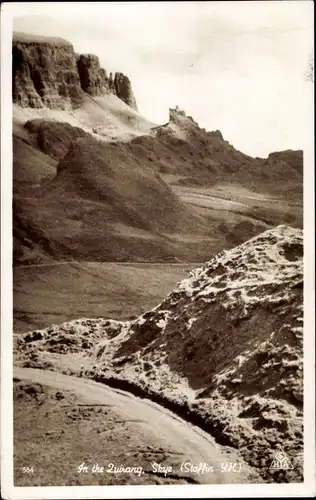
[
  {"x1": 15, "y1": 225, "x2": 304, "y2": 482},
  {"x1": 76, "y1": 54, "x2": 109, "y2": 96},
  {"x1": 13, "y1": 32, "x2": 83, "y2": 109},
  {"x1": 169, "y1": 105, "x2": 199, "y2": 126},
  {"x1": 12, "y1": 32, "x2": 137, "y2": 110},
  {"x1": 113, "y1": 73, "x2": 137, "y2": 110},
  {"x1": 267, "y1": 150, "x2": 303, "y2": 175},
  {"x1": 76, "y1": 55, "x2": 137, "y2": 109}
]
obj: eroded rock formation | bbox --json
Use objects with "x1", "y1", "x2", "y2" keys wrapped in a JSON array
[
  {"x1": 169, "y1": 106, "x2": 199, "y2": 126},
  {"x1": 267, "y1": 150, "x2": 303, "y2": 175},
  {"x1": 76, "y1": 54, "x2": 109, "y2": 96},
  {"x1": 114, "y1": 73, "x2": 137, "y2": 110},
  {"x1": 13, "y1": 33, "x2": 83, "y2": 109},
  {"x1": 12, "y1": 32, "x2": 137, "y2": 110}
]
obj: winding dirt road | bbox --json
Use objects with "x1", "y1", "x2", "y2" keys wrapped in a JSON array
[{"x1": 14, "y1": 367, "x2": 259, "y2": 484}]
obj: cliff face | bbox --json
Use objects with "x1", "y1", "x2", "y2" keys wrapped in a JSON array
[
  {"x1": 12, "y1": 32, "x2": 137, "y2": 110},
  {"x1": 13, "y1": 33, "x2": 83, "y2": 109},
  {"x1": 76, "y1": 54, "x2": 137, "y2": 109},
  {"x1": 114, "y1": 73, "x2": 137, "y2": 110},
  {"x1": 76, "y1": 54, "x2": 109, "y2": 96},
  {"x1": 267, "y1": 150, "x2": 303, "y2": 175}
]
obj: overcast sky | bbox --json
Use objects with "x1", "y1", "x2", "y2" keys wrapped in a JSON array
[{"x1": 12, "y1": 1, "x2": 313, "y2": 156}]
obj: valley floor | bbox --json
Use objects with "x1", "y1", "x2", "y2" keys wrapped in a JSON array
[
  {"x1": 14, "y1": 262, "x2": 195, "y2": 333},
  {"x1": 13, "y1": 185, "x2": 302, "y2": 332}
]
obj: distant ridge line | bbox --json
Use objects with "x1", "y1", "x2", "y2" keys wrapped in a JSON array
[{"x1": 13, "y1": 31, "x2": 72, "y2": 46}]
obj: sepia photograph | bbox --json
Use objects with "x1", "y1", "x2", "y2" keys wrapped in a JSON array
[{"x1": 1, "y1": 1, "x2": 315, "y2": 498}]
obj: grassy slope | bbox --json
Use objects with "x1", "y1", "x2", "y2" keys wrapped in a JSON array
[
  {"x1": 13, "y1": 111, "x2": 303, "y2": 265},
  {"x1": 13, "y1": 108, "x2": 302, "y2": 334},
  {"x1": 14, "y1": 262, "x2": 194, "y2": 333},
  {"x1": 14, "y1": 135, "x2": 211, "y2": 263},
  {"x1": 13, "y1": 135, "x2": 57, "y2": 191}
]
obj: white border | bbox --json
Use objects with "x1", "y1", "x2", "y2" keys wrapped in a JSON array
[{"x1": 1, "y1": 2, "x2": 315, "y2": 499}]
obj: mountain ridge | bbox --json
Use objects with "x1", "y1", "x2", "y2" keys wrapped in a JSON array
[
  {"x1": 13, "y1": 32, "x2": 137, "y2": 110},
  {"x1": 12, "y1": 32, "x2": 303, "y2": 268},
  {"x1": 13, "y1": 109, "x2": 303, "y2": 264}
]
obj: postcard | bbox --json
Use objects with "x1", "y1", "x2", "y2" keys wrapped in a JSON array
[{"x1": 1, "y1": 1, "x2": 315, "y2": 498}]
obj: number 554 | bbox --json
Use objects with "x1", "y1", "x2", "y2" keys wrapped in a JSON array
[{"x1": 22, "y1": 467, "x2": 34, "y2": 474}]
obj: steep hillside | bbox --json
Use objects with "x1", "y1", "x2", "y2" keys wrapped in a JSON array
[
  {"x1": 12, "y1": 34, "x2": 303, "y2": 265},
  {"x1": 13, "y1": 32, "x2": 147, "y2": 144},
  {"x1": 13, "y1": 134, "x2": 57, "y2": 193},
  {"x1": 15, "y1": 225, "x2": 303, "y2": 482},
  {"x1": 13, "y1": 94, "x2": 153, "y2": 145},
  {"x1": 149, "y1": 107, "x2": 303, "y2": 197},
  {"x1": 13, "y1": 111, "x2": 303, "y2": 264},
  {"x1": 14, "y1": 128, "x2": 219, "y2": 263}
]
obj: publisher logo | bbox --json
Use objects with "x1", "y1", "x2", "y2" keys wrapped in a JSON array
[{"x1": 269, "y1": 447, "x2": 294, "y2": 470}]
